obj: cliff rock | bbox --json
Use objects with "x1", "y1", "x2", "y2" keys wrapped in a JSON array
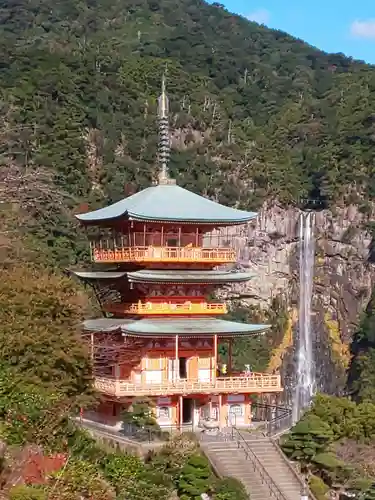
[{"x1": 226, "y1": 203, "x2": 375, "y2": 397}]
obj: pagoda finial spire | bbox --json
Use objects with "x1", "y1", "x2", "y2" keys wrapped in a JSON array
[{"x1": 157, "y1": 72, "x2": 175, "y2": 185}]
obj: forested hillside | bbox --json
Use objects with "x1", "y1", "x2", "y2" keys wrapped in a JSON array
[
  {"x1": 1, "y1": 0, "x2": 375, "y2": 266},
  {"x1": 1, "y1": 0, "x2": 375, "y2": 496}
]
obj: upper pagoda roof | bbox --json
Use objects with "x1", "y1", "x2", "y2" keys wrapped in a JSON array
[
  {"x1": 75, "y1": 184, "x2": 257, "y2": 225},
  {"x1": 82, "y1": 318, "x2": 270, "y2": 337},
  {"x1": 70, "y1": 269, "x2": 253, "y2": 284}
]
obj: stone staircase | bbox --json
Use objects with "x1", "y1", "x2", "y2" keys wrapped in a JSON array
[
  {"x1": 201, "y1": 429, "x2": 310, "y2": 500},
  {"x1": 244, "y1": 434, "x2": 305, "y2": 499}
]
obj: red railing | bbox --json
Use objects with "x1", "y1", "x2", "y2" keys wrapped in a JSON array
[
  {"x1": 103, "y1": 301, "x2": 227, "y2": 315},
  {"x1": 91, "y1": 245, "x2": 236, "y2": 263},
  {"x1": 94, "y1": 375, "x2": 283, "y2": 397}
]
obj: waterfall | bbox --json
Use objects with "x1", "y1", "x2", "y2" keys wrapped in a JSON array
[{"x1": 292, "y1": 211, "x2": 316, "y2": 423}]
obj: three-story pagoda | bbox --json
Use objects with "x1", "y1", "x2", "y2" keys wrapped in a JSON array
[{"x1": 71, "y1": 80, "x2": 282, "y2": 430}]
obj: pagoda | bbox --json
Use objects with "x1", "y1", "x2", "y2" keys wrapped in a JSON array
[{"x1": 71, "y1": 80, "x2": 282, "y2": 430}]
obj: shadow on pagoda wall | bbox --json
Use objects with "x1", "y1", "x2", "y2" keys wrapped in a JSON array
[
  {"x1": 86, "y1": 332, "x2": 144, "y2": 379},
  {"x1": 88, "y1": 333, "x2": 216, "y2": 384},
  {"x1": 88, "y1": 222, "x2": 245, "y2": 249},
  {"x1": 90, "y1": 276, "x2": 227, "y2": 318}
]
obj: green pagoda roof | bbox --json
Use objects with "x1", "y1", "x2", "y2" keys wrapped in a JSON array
[
  {"x1": 82, "y1": 318, "x2": 270, "y2": 337},
  {"x1": 71, "y1": 271, "x2": 126, "y2": 280},
  {"x1": 70, "y1": 269, "x2": 253, "y2": 284},
  {"x1": 83, "y1": 319, "x2": 133, "y2": 331},
  {"x1": 75, "y1": 184, "x2": 257, "y2": 225}
]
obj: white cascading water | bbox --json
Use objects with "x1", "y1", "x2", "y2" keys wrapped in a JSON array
[{"x1": 292, "y1": 211, "x2": 316, "y2": 423}]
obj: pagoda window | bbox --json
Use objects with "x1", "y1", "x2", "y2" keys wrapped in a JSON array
[
  {"x1": 157, "y1": 406, "x2": 170, "y2": 419},
  {"x1": 229, "y1": 404, "x2": 243, "y2": 417},
  {"x1": 145, "y1": 357, "x2": 163, "y2": 384},
  {"x1": 211, "y1": 405, "x2": 218, "y2": 420},
  {"x1": 179, "y1": 357, "x2": 187, "y2": 379},
  {"x1": 167, "y1": 237, "x2": 178, "y2": 247}
]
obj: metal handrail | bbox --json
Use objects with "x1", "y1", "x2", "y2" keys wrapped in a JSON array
[
  {"x1": 261, "y1": 407, "x2": 317, "y2": 500},
  {"x1": 231, "y1": 427, "x2": 288, "y2": 500},
  {"x1": 266, "y1": 409, "x2": 293, "y2": 437},
  {"x1": 271, "y1": 439, "x2": 317, "y2": 499}
]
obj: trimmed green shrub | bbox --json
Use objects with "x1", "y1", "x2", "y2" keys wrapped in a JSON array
[
  {"x1": 214, "y1": 477, "x2": 248, "y2": 500},
  {"x1": 177, "y1": 453, "x2": 214, "y2": 500},
  {"x1": 308, "y1": 475, "x2": 329, "y2": 500},
  {"x1": 9, "y1": 486, "x2": 47, "y2": 500},
  {"x1": 281, "y1": 414, "x2": 334, "y2": 463}
]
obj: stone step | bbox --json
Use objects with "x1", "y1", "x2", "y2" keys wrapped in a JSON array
[
  {"x1": 202, "y1": 451, "x2": 273, "y2": 499},
  {"x1": 201, "y1": 432, "x2": 308, "y2": 500},
  {"x1": 219, "y1": 470, "x2": 273, "y2": 499}
]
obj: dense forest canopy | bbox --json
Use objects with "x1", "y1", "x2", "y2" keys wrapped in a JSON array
[
  {"x1": 1, "y1": 0, "x2": 375, "y2": 266},
  {"x1": 1, "y1": 1, "x2": 375, "y2": 496}
]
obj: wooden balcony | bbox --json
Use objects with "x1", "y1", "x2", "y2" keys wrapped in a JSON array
[
  {"x1": 94, "y1": 375, "x2": 282, "y2": 397},
  {"x1": 91, "y1": 245, "x2": 236, "y2": 264},
  {"x1": 104, "y1": 300, "x2": 227, "y2": 316}
]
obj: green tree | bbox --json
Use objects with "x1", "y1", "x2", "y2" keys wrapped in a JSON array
[
  {"x1": 9, "y1": 486, "x2": 47, "y2": 500},
  {"x1": 117, "y1": 479, "x2": 171, "y2": 500},
  {"x1": 214, "y1": 477, "x2": 248, "y2": 500},
  {"x1": 122, "y1": 397, "x2": 161, "y2": 437},
  {"x1": 223, "y1": 299, "x2": 288, "y2": 373},
  {"x1": 102, "y1": 453, "x2": 143, "y2": 485},
  {"x1": 101, "y1": 452, "x2": 172, "y2": 500},
  {"x1": 281, "y1": 414, "x2": 334, "y2": 466},
  {"x1": 349, "y1": 288, "x2": 375, "y2": 403},
  {"x1": 177, "y1": 454, "x2": 214, "y2": 500},
  {"x1": 146, "y1": 433, "x2": 198, "y2": 482},
  {"x1": 0, "y1": 265, "x2": 93, "y2": 402},
  {"x1": 308, "y1": 475, "x2": 329, "y2": 500},
  {"x1": 0, "y1": 371, "x2": 72, "y2": 448},
  {"x1": 310, "y1": 394, "x2": 357, "y2": 440},
  {"x1": 48, "y1": 459, "x2": 115, "y2": 500}
]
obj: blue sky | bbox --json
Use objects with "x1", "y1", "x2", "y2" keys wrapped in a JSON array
[{"x1": 215, "y1": 0, "x2": 375, "y2": 64}]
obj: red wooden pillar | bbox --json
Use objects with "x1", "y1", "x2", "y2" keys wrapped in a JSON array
[
  {"x1": 175, "y1": 335, "x2": 179, "y2": 381},
  {"x1": 179, "y1": 395, "x2": 183, "y2": 429},
  {"x1": 213, "y1": 334, "x2": 218, "y2": 382}
]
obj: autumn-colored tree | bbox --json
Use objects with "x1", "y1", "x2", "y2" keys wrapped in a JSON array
[
  {"x1": 47, "y1": 459, "x2": 116, "y2": 500},
  {"x1": 9, "y1": 460, "x2": 116, "y2": 500},
  {"x1": 0, "y1": 264, "x2": 94, "y2": 404}
]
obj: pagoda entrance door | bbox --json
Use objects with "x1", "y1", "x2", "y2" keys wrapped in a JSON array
[{"x1": 182, "y1": 398, "x2": 194, "y2": 424}]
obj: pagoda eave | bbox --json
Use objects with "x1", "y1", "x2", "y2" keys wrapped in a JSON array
[
  {"x1": 74, "y1": 184, "x2": 257, "y2": 226},
  {"x1": 82, "y1": 318, "x2": 271, "y2": 337},
  {"x1": 68, "y1": 269, "x2": 254, "y2": 285},
  {"x1": 76, "y1": 215, "x2": 255, "y2": 226}
]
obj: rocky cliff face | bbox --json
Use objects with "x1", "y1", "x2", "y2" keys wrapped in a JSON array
[{"x1": 225, "y1": 203, "x2": 375, "y2": 398}]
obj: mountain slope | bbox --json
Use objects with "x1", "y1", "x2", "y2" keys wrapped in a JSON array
[{"x1": 1, "y1": 0, "x2": 375, "y2": 266}]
